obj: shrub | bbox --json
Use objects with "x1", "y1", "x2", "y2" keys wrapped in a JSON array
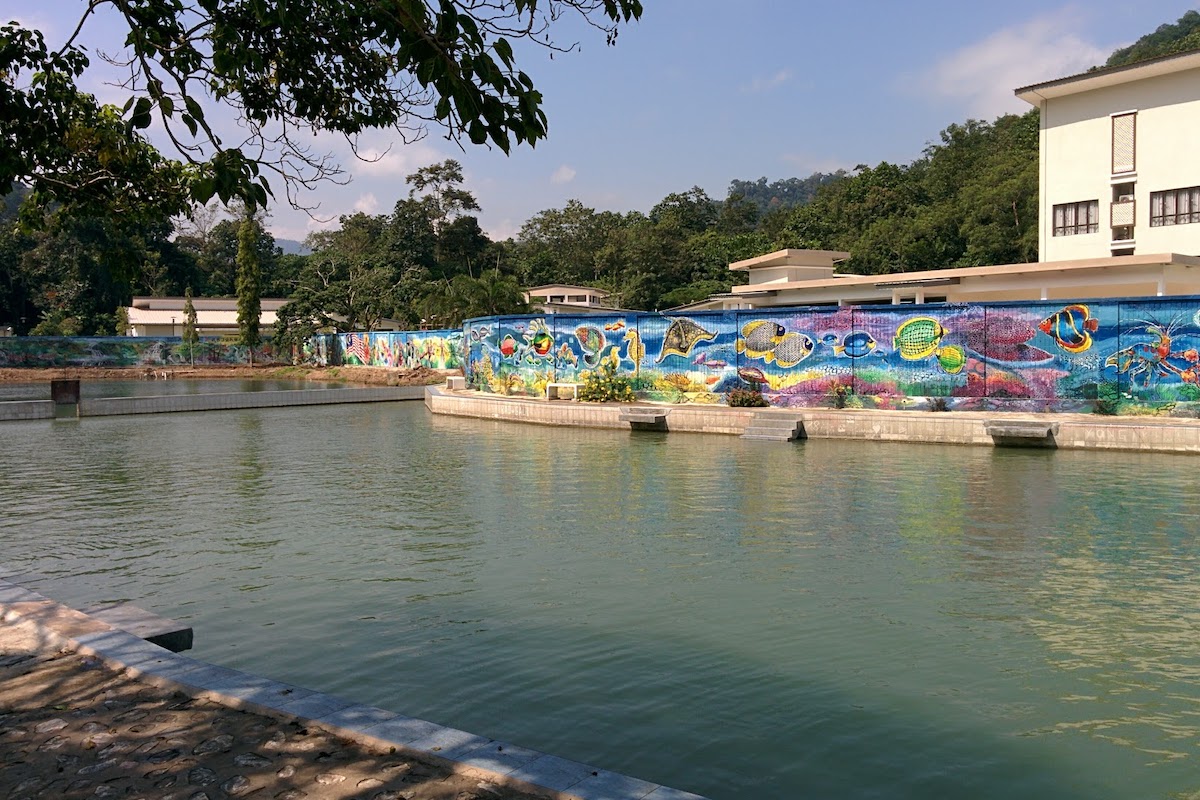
[
  {"x1": 727, "y1": 386, "x2": 771, "y2": 407},
  {"x1": 827, "y1": 382, "x2": 855, "y2": 409},
  {"x1": 577, "y1": 361, "x2": 637, "y2": 403},
  {"x1": 1093, "y1": 381, "x2": 1121, "y2": 415}
]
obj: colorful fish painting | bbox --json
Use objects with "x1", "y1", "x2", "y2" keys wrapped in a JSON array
[
  {"x1": 499, "y1": 334, "x2": 518, "y2": 358},
  {"x1": 604, "y1": 320, "x2": 626, "y2": 331},
  {"x1": 737, "y1": 366, "x2": 767, "y2": 385},
  {"x1": 531, "y1": 328, "x2": 554, "y2": 357},
  {"x1": 738, "y1": 320, "x2": 786, "y2": 358},
  {"x1": 772, "y1": 333, "x2": 815, "y2": 368},
  {"x1": 893, "y1": 317, "x2": 948, "y2": 361},
  {"x1": 833, "y1": 331, "x2": 878, "y2": 359},
  {"x1": 576, "y1": 326, "x2": 605, "y2": 354},
  {"x1": 1038, "y1": 303, "x2": 1099, "y2": 354},
  {"x1": 656, "y1": 318, "x2": 718, "y2": 362},
  {"x1": 935, "y1": 344, "x2": 967, "y2": 374}
]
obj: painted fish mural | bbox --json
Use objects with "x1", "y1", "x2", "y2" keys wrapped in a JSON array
[
  {"x1": 1039, "y1": 304, "x2": 1099, "y2": 354},
  {"x1": 935, "y1": 344, "x2": 967, "y2": 374},
  {"x1": 893, "y1": 317, "x2": 948, "y2": 361},
  {"x1": 739, "y1": 320, "x2": 786, "y2": 358},
  {"x1": 454, "y1": 297, "x2": 1200, "y2": 412},
  {"x1": 736, "y1": 321, "x2": 814, "y2": 367},
  {"x1": 832, "y1": 331, "x2": 878, "y2": 359}
]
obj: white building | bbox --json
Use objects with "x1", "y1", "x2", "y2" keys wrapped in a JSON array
[
  {"x1": 126, "y1": 297, "x2": 290, "y2": 338},
  {"x1": 126, "y1": 297, "x2": 405, "y2": 337},
  {"x1": 522, "y1": 284, "x2": 619, "y2": 314},
  {"x1": 1016, "y1": 48, "x2": 1200, "y2": 261}
]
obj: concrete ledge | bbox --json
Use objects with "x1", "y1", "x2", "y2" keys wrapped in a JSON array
[
  {"x1": 0, "y1": 400, "x2": 55, "y2": 421},
  {"x1": 425, "y1": 387, "x2": 1200, "y2": 454},
  {"x1": 984, "y1": 420, "x2": 1060, "y2": 448},
  {"x1": 77, "y1": 386, "x2": 425, "y2": 417},
  {"x1": 0, "y1": 576, "x2": 709, "y2": 800},
  {"x1": 445, "y1": 376, "x2": 467, "y2": 391},
  {"x1": 81, "y1": 601, "x2": 193, "y2": 652},
  {"x1": 619, "y1": 407, "x2": 669, "y2": 431}
]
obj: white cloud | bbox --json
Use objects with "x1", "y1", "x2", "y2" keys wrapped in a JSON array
[
  {"x1": 484, "y1": 218, "x2": 521, "y2": 242},
  {"x1": 741, "y1": 69, "x2": 794, "y2": 94},
  {"x1": 915, "y1": 8, "x2": 1109, "y2": 118},
  {"x1": 550, "y1": 164, "x2": 577, "y2": 185},
  {"x1": 350, "y1": 136, "x2": 445, "y2": 179},
  {"x1": 354, "y1": 192, "x2": 379, "y2": 214}
]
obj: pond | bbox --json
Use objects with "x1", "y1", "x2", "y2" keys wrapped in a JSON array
[
  {"x1": 2, "y1": 403, "x2": 1198, "y2": 799},
  {"x1": 0, "y1": 378, "x2": 350, "y2": 402}
]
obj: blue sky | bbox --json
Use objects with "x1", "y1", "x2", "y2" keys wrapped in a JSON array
[{"x1": 13, "y1": 1, "x2": 1200, "y2": 242}]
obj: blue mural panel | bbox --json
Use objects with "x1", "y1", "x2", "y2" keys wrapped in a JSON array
[
  {"x1": 1108, "y1": 299, "x2": 1200, "y2": 408},
  {"x1": 635, "y1": 312, "x2": 735, "y2": 403},
  {"x1": 463, "y1": 315, "x2": 556, "y2": 396},
  {"x1": 550, "y1": 314, "x2": 633, "y2": 385},
  {"x1": 731, "y1": 307, "x2": 843, "y2": 406}
]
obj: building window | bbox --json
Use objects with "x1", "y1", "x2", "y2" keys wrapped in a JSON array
[
  {"x1": 1112, "y1": 112, "x2": 1136, "y2": 174},
  {"x1": 1150, "y1": 186, "x2": 1200, "y2": 226},
  {"x1": 1053, "y1": 200, "x2": 1099, "y2": 236}
]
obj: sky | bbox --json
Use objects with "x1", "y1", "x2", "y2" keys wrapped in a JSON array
[{"x1": 12, "y1": 0, "x2": 1200, "y2": 243}]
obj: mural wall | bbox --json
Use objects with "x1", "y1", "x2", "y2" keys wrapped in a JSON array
[
  {"x1": 463, "y1": 297, "x2": 1200, "y2": 414},
  {"x1": 0, "y1": 336, "x2": 280, "y2": 367},
  {"x1": 329, "y1": 330, "x2": 464, "y2": 370}
]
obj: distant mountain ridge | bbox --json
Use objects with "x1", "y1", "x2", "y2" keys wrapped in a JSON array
[{"x1": 274, "y1": 237, "x2": 310, "y2": 256}]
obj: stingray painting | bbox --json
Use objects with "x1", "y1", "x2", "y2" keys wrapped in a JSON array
[{"x1": 655, "y1": 318, "x2": 718, "y2": 363}]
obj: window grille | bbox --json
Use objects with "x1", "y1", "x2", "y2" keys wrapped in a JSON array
[
  {"x1": 1112, "y1": 113, "x2": 1136, "y2": 174},
  {"x1": 1150, "y1": 187, "x2": 1200, "y2": 226},
  {"x1": 1052, "y1": 200, "x2": 1099, "y2": 236}
]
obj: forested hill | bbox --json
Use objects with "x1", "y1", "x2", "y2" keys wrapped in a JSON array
[
  {"x1": 2, "y1": 13, "x2": 1194, "y2": 336},
  {"x1": 1105, "y1": 10, "x2": 1200, "y2": 67}
]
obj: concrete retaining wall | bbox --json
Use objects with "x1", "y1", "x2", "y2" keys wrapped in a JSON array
[
  {"x1": 0, "y1": 400, "x2": 55, "y2": 421},
  {"x1": 426, "y1": 387, "x2": 1200, "y2": 455},
  {"x1": 79, "y1": 386, "x2": 426, "y2": 416}
]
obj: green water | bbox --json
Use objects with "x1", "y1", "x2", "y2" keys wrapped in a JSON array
[
  {"x1": 0, "y1": 378, "x2": 348, "y2": 402},
  {"x1": 2, "y1": 401, "x2": 1199, "y2": 799}
]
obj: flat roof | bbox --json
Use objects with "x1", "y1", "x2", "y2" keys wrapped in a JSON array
[
  {"x1": 729, "y1": 253, "x2": 1200, "y2": 295},
  {"x1": 729, "y1": 249, "x2": 851, "y2": 272},
  {"x1": 1015, "y1": 47, "x2": 1200, "y2": 104},
  {"x1": 524, "y1": 284, "x2": 610, "y2": 294}
]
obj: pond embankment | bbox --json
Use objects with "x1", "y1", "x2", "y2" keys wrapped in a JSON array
[{"x1": 426, "y1": 385, "x2": 1200, "y2": 455}]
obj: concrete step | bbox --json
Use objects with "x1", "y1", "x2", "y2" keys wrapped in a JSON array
[
  {"x1": 82, "y1": 602, "x2": 193, "y2": 652},
  {"x1": 619, "y1": 407, "x2": 669, "y2": 431},
  {"x1": 742, "y1": 431, "x2": 801, "y2": 441},
  {"x1": 741, "y1": 413, "x2": 805, "y2": 441},
  {"x1": 983, "y1": 420, "x2": 1059, "y2": 448}
]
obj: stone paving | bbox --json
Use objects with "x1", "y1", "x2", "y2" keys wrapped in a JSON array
[{"x1": 0, "y1": 619, "x2": 548, "y2": 800}]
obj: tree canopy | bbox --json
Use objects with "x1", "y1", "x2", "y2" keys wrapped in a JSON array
[
  {"x1": 1105, "y1": 10, "x2": 1200, "y2": 68},
  {"x1": 1, "y1": 0, "x2": 643, "y2": 217}
]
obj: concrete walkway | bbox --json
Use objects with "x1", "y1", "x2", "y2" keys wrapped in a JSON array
[
  {"x1": 0, "y1": 580, "x2": 705, "y2": 800},
  {"x1": 425, "y1": 386, "x2": 1200, "y2": 454}
]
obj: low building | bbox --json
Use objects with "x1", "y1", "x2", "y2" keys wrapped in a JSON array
[
  {"x1": 677, "y1": 248, "x2": 1200, "y2": 310},
  {"x1": 125, "y1": 297, "x2": 290, "y2": 338},
  {"x1": 523, "y1": 284, "x2": 618, "y2": 314}
]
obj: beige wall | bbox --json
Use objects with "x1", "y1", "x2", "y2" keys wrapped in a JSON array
[{"x1": 1041, "y1": 68, "x2": 1200, "y2": 261}]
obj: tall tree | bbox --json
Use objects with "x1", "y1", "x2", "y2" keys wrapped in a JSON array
[
  {"x1": 182, "y1": 287, "x2": 199, "y2": 366},
  {"x1": 236, "y1": 214, "x2": 262, "y2": 364}
]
